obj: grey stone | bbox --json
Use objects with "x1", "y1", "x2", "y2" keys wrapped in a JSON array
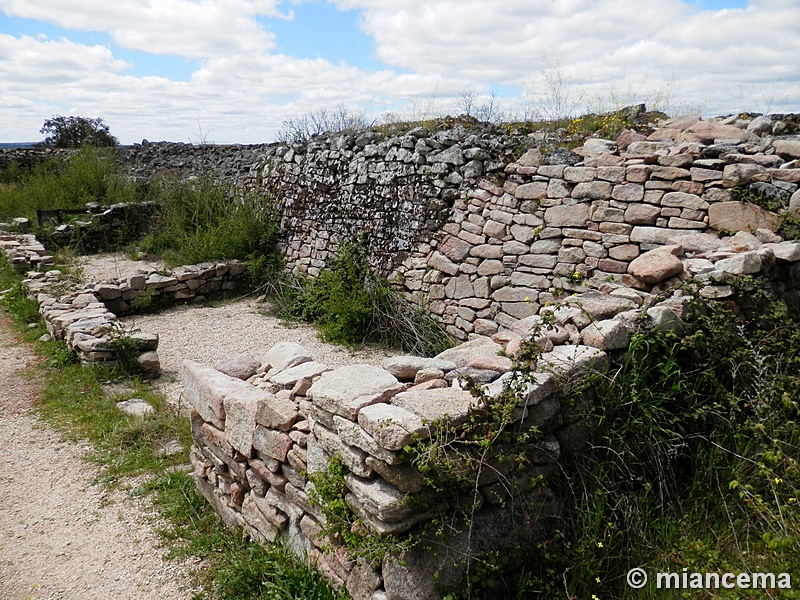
[
  {"x1": 714, "y1": 250, "x2": 770, "y2": 275},
  {"x1": 344, "y1": 473, "x2": 413, "y2": 523},
  {"x1": 765, "y1": 241, "x2": 800, "y2": 262},
  {"x1": 570, "y1": 290, "x2": 637, "y2": 321},
  {"x1": 572, "y1": 181, "x2": 613, "y2": 199},
  {"x1": 218, "y1": 353, "x2": 261, "y2": 380},
  {"x1": 270, "y1": 361, "x2": 330, "y2": 388},
  {"x1": 262, "y1": 341, "x2": 313, "y2": 373},
  {"x1": 539, "y1": 345, "x2": 609, "y2": 379},
  {"x1": 358, "y1": 403, "x2": 428, "y2": 450},
  {"x1": 137, "y1": 350, "x2": 161, "y2": 377},
  {"x1": 434, "y1": 336, "x2": 504, "y2": 368},
  {"x1": 581, "y1": 319, "x2": 631, "y2": 350},
  {"x1": 116, "y1": 398, "x2": 155, "y2": 417},
  {"x1": 311, "y1": 421, "x2": 371, "y2": 478},
  {"x1": 181, "y1": 359, "x2": 251, "y2": 426},
  {"x1": 391, "y1": 387, "x2": 476, "y2": 428}
]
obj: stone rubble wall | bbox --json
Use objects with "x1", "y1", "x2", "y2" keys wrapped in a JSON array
[
  {"x1": 185, "y1": 226, "x2": 800, "y2": 598},
  {"x1": 127, "y1": 112, "x2": 797, "y2": 341},
  {"x1": 41, "y1": 201, "x2": 159, "y2": 251},
  {"x1": 385, "y1": 117, "x2": 800, "y2": 341}
]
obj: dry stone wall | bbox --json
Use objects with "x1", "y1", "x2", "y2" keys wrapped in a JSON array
[
  {"x1": 1, "y1": 230, "x2": 246, "y2": 372},
  {"x1": 4, "y1": 112, "x2": 800, "y2": 599},
  {"x1": 185, "y1": 241, "x2": 800, "y2": 599},
  {"x1": 215, "y1": 112, "x2": 800, "y2": 340},
  {"x1": 388, "y1": 116, "x2": 800, "y2": 340},
  {"x1": 186, "y1": 335, "x2": 608, "y2": 599}
]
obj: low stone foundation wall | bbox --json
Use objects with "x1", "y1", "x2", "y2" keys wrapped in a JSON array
[
  {"x1": 1, "y1": 231, "x2": 247, "y2": 373},
  {"x1": 39, "y1": 201, "x2": 158, "y2": 252}
]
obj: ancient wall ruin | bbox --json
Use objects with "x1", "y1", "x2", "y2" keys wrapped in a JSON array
[{"x1": 4, "y1": 111, "x2": 800, "y2": 599}]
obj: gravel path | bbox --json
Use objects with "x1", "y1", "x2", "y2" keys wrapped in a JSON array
[
  {"x1": 122, "y1": 300, "x2": 401, "y2": 403},
  {"x1": 78, "y1": 252, "x2": 401, "y2": 404},
  {"x1": 0, "y1": 315, "x2": 195, "y2": 600}
]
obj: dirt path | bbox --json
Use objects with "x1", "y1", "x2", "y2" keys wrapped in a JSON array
[{"x1": 0, "y1": 315, "x2": 194, "y2": 600}]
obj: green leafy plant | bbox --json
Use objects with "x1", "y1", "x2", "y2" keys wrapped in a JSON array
[
  {"x1": 524, "y1": 282, "x2": 800, "y2": 598},
  {"x1": 268, "y1": 233, "x2": 452, "y2": 355}
]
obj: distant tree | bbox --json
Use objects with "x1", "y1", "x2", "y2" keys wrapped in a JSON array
[{"x1": 38, "y1": 115, "x2": 118, "y2": 148}]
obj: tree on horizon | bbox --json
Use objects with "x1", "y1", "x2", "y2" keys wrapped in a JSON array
[{"x1": 38, "y1": 115, "x2": 118, "y2": 148}]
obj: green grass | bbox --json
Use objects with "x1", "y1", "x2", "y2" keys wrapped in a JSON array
[
  {"x1": 0, "y1": 146, "x2": 140, "y2": 222},
  {"x1": 267, "y1": 234, "x2": 453, "y2": 356},
  {"x1": 0, "y1": 256, "x2": 344, "y2": 600},
  {"x1": 138, "y1": 175, "x2": 281, "y2": 273}
]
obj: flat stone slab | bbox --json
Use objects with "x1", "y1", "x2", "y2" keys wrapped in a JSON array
[
  {"x1": 270, "y1": 361, "x2": 330, "y2": 388},
  {"x1": 180, "y1": 359, "x2": 252, "y2": 426},
  {"x1": 434, "y1": 336, "x2": 504, "y2": 368},
  {"x1": 218, "y1": 353, "x2": 262, "y2": 380},
  {"x1": 765, "y1": 241, "x2": 800, "y2": 262},
  {"x1": 539, "y1": 345, "x2": 609, "y2": 380},
  {"x1": 344, "y1": 473, "x2": 413, "y2": 523},
  {"x1": 381, "y1": 356, "x2": 457, "y2": 381},
  {"x1": 308, "y1": 365, "x2": 403, "y2": 420},
  {"x1": 358, "y1": 403, "x2": 428, "y2": 451},
  {"x1": 391, "y1": 387, "x2": 476, "y2": 428},
  {"x1": 262, "y1": 341, "x2": 313, "y2": 374}
]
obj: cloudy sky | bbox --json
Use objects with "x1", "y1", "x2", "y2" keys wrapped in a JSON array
[{"x1": 1, "y1": 0, "x2": 798, "y2": 144}]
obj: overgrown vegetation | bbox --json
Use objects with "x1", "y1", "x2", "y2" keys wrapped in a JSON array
[
  {"x1": 306, "y1": 277, "x2": 800, "y2": 599},
  {"x1": 266, "y1": 233, "x2": 452, "y2": 356},
  {"x1": 520, "y1": 282, "x2": 800, "y2": 599},
  {"x1": 0, "y1": 145, "x2": 139, "y2": 222},
  {"x1": 138, "y1": 175, "x2": 282, "y2": 279},
  {"x1": 0, "y1": 256, "x2": 343, "y2": 600}
]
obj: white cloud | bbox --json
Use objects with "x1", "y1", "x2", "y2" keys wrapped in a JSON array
[
  {"x1": 0, "y1": 0, "x2": 798, "y2": 143},
  {"x1": 0, "y1": 0, "x2": 283, "y2": 58}
]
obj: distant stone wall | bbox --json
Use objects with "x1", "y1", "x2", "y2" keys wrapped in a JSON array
[{"x1": 0, "y1": 147, "x2": 71, "y2": 172}]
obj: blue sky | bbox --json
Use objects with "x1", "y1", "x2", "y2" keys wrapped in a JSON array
[{"x1": 0, "y1": 0, "x2": 797, "y2": 144}]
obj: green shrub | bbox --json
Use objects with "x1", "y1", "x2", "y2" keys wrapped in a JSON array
[
  {"x1": 269, "y1": 234, "x2": 451, "y2": 355},
  {"x1": 523, "y1": 285, "x2": 800, "y2": 599}
]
